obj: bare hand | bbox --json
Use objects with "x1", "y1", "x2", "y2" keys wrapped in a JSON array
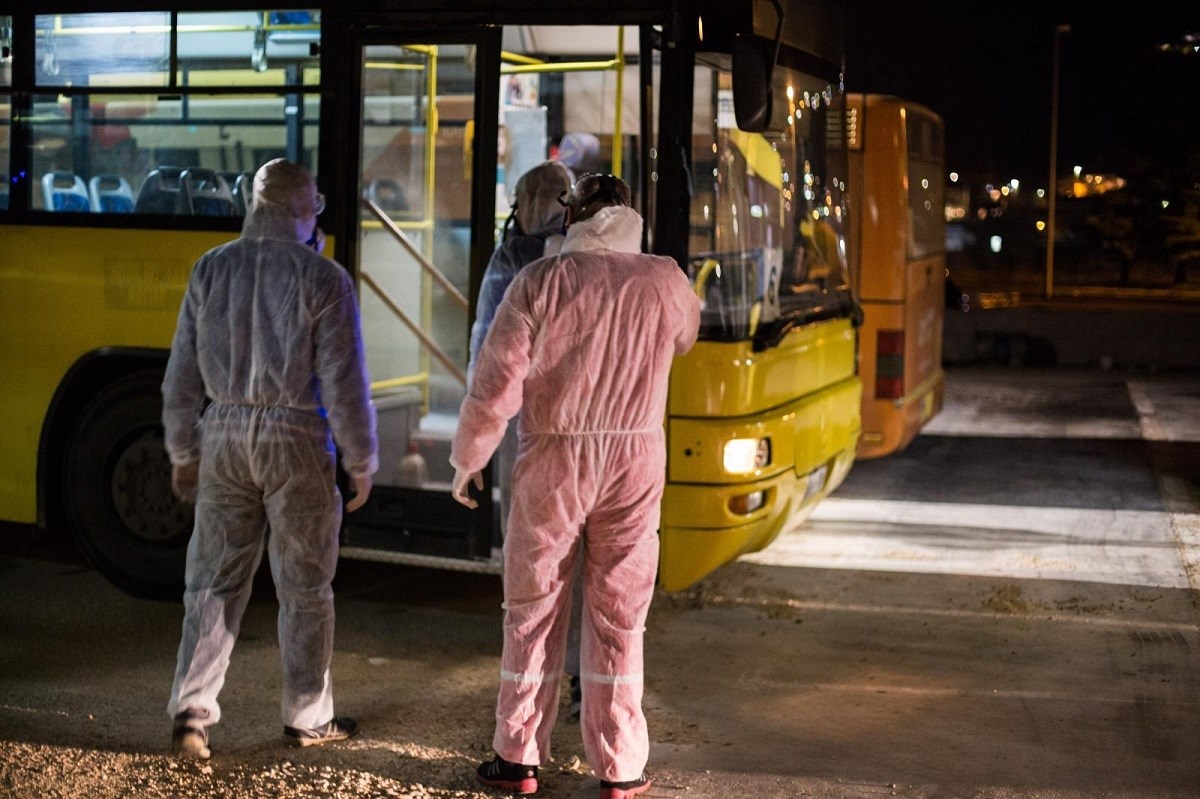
[
  {"x1": 171, "y1": 462, "x2": 199, "y2": 503},
  {"x1": 345, "y1": 472, "x2": 372, "y2": 512},
  {"x1": 311, "y1": 226, "x2": 326, "y2": 254},
  {"x1": 451, "y1": 468, "x2": 483, "y2": 509}
]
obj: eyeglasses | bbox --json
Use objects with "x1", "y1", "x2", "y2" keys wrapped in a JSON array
[{"x1": 313, "y1": 192, "x2": 326, "y2": 215}]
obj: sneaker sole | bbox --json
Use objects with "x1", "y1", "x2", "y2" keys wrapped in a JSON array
[
  {"x1": 600, "y1": 778, "x2": 652, "y2": 799},
  {"x1": 286, "y1": 733, "x2": 353, "y2": 748},
  {"x1": 476, "y1": 775, "x2": 538, "y2": 795}
]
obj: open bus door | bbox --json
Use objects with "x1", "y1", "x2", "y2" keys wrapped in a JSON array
[
  {"x1": 337, "y1": 29, "x2": 503, "y2": 573},
  {"x1": 332, "y1": 23, "x2": 651, "y2": 578}
]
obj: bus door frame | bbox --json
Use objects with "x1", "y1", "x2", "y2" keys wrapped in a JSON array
[{"x1": 331, "y1": 23, "x2": 503, "y2": 565}]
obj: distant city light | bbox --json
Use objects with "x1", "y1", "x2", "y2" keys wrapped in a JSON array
[
  {"x1": 1073, "y1": 165, "x2": 1083, "y2": 177},
  {"x1": 989, "y1": 235, "x2": 1003, "y2": 253},
  {"x1": 1036, "y1": 220, "x2": 1046, "y2": 231},
  {"x1": 1009, "y1": 179, "x2": 1019, "y2": 191},
  {"x1": 1036, "y1": 188, "x2": 1046, "y2": 198},
  {"x1": 949, "y1": 172, "x2": 959, "y2": 183}
]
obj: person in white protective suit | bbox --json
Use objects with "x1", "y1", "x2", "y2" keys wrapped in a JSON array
[
  {"x1": 161, "y1": 158, "x2": 377, "y2": 760},
  {"x1": 468, "y1": 160, "x2": 587, "y2": 721},
  {"x1": 450, "y1": 173, "x2": 701, "y2": 799},
  {"x1": 468, "y1": 160, "x2": 573, "y2": 531}
]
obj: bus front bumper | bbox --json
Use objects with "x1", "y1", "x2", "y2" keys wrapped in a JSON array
[{"x1": 658, "y1": 446, "x2": 856, "y2": 593}]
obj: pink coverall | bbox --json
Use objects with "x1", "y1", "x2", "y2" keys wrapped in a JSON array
[{"x1": 450, "y1": 205, "x2": 700, "y2": 782}]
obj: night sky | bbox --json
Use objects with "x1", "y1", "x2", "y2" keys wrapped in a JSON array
[{"x1": 844, "y1": 2, "x2": 1200, "y2": 190}]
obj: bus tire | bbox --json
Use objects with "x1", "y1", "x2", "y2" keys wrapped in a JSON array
[{"x1": 63, "y1": 371, "x2": 191, "y2": 600}]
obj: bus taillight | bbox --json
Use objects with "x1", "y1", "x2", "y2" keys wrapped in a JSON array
[{"x1": 875, "y1": 329, "x2": 905, "y2": 399}]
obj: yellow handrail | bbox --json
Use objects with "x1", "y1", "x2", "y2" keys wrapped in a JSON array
[{"x1": 692, "y1": 258, "x2": 720, "y2": 300}]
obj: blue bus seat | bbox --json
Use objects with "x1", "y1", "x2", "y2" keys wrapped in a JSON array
[
  {"x1": 177, "y1": 168, "x2": 237, "y2": 216},
  {"x1": 135, "y1": 166, "x2": 184, "y2": 214},
  {"x1": 41, "y1": 172, "x2": 91, "y2": 212},
  {"x1": 89, "y1": 174, "x2": 135, "y2": 214}
]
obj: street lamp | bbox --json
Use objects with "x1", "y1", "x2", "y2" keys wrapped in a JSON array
[{"x1": 1045, "y1": 23, "x2": 1070, "y2": 299}]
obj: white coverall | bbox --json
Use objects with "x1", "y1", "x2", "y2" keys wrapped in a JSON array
[
  {"x1": 451, "y1": 205, "x2": 701, "y2": 781},
  {"x1": 162, "y1": 195, "x2": 377, "y2": 731}
]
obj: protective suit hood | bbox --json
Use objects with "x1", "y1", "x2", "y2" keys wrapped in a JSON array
[
  {"x1": 560, "y1": 205, "x2": 643, "y2": 255},
  {"x1": 240, "y1": 201, "x2": 304, "y2": 242},
  {"x1": 238, "y1": 158, "x2": 318, "y2": 243},
  {"x1": 514, "y1": 161, "x2": 572, "y2": 238}
]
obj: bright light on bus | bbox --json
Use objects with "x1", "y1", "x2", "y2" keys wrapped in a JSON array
[{"x1": 723, "y1": 438, "x2": 771, "y2": 474}]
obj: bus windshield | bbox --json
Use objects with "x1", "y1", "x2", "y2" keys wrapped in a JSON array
[{"x1": 688, "y1": 57, "x2": 852, "y2": 345}]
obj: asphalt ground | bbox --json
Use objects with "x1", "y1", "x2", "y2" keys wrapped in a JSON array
[{"x1": 2, "y1": 365, "x2": 1198, "y2": 798}]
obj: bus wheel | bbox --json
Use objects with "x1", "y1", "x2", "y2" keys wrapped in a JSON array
[{"x1": 64, "y1": 371, "x2": 191, "y2": 600}]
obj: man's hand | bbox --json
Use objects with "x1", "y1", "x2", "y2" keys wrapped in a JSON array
[
  {"x1": 171, "y1": 462, "x2": 199, "y2": 503},
  {"x1": 451, "y1": 468, "x2": 483, "y2": 509},
  {"x1": 345, "y1": 473, "x2": 372, "y2": 512}
]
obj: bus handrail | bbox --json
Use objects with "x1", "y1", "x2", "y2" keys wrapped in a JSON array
[
  {"x1": 358, "y1": 270, "x2": 467, "y2": 388},
  {"x1": 360, "y1": 196, "x2": 468, "y2": 310}
]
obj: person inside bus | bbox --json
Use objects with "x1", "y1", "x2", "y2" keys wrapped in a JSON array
[
  {"x1": 161, "y1": 158, "x2": 377, "y2": 760},
  {"x1": 785, "y1": 217, "x2": 841, "y2": 294},
  {"x1": 450, "y1": 173, "x2": 700, "y2": 799},
  {"x1": 468, "y1": 159, "x2": 590, "y2": 721}
]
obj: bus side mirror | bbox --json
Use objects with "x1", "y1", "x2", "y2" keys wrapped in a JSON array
[{"x1": 732, "y1": 33, "x2": 772, "y2": 132}]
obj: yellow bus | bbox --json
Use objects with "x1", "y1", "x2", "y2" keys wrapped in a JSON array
[
  {"x1": 844, "y1": 93, "x2": 945, "y2": 459},
  {"x1": 0, "y1": 1, "x2": 860, "y2": 598}
]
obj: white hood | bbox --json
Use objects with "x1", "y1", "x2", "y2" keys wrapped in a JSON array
[{"x1": 559, "y1": 205, "x2": 643, "y2": 255}]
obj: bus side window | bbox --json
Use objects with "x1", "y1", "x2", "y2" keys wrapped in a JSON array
[
  {"x1": 41, "y1": 171, "x2": 90, "y2": 212},
  {"x1": 0, "y1": 175, "x2": 7, "y2": 210}
]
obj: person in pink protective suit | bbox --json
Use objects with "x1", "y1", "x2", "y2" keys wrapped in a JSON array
[{"x1": 450, "y1": 173, "x2": 700, "y2": 799}]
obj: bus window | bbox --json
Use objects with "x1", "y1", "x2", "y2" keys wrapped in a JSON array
[
  {"x1": 689, "y1": 63, "x2": 851, "y2": 340},
  {"x1": 35, "y1": 12, "x2": 172, "y2": 88},
  {"x1": 907, "y1": 113, "x2": 945, "y2": 262},
  {"x1": 30, "y1": 11, "x2": 321, "y2": 215},
  {"x1": 845, "y1": 94, "x2": 946, "y2": 460},
  {"x1": 28, "y1": 91, "x2": 320, "y2": 214}
]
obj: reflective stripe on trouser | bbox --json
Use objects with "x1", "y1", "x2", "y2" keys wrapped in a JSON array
[
  {"x1": 494, "y1": 430, "x2": 662, "y2": 782},
  {"x1": 167, "y1": 404, "x2": 341, "y2": 730}
]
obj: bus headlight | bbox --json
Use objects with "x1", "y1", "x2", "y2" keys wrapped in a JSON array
[{"x1": 723, "y1": 437, "x2": 771, "y2": 474}]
